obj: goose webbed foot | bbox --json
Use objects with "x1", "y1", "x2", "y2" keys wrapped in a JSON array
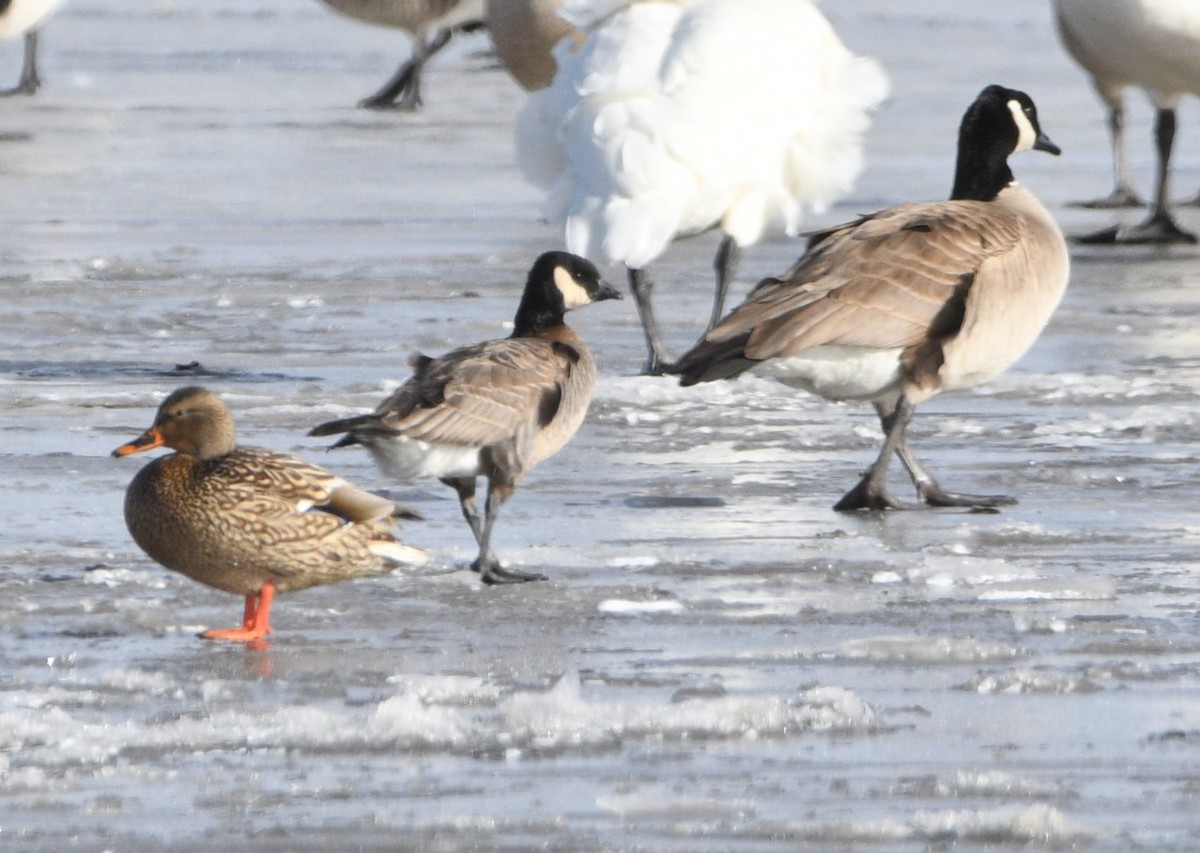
[
  {"x1": 1074, "y1": 213, "x2": 1198, "y2": 245},
  {"x1": 470, "y1": 557, "x2": 547, "y2": 584},
  {"x1": 357, "y1": 58, "x2": 422, "y2": 111},
  {"x1": 833, "y1": 476, "x2": 915, "y2": 512},
  {"x1": 1068, "y1": 187, "x2": 1143, "y2": 210},
  {"x1": 358, "y1": 90, "x2": 420, "y2": 111},
  {"x1": 915, "y1": 481, "x2": 1016, "y2": 510},
  {"x1": 483, "y1": 566, "x2": 548, "y2": 584}
]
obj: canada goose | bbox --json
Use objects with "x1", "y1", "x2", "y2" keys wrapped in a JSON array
[
  {"x1": 1053, "y1": 0, "x2": 1200, "y2": 243},
  {"x1": 485, "y1": 0, "x2": 582, "y2": 91},
  {"x1": 317, "y1": 0, "x2": 485, "y2": 110},
  {"x1": 309, "y1": 251, "x2": 621, "y2": 583},
  {"x1": 516, "y1": 0, "x2": 888, "y2": 374},
  {"x1": 0, "y1": 0, "x2": 64, "y2": 96},
  {"x1": 113, "y1": 386, "x2": 427, "y2": 642},
  {"x1": 672, "y1": 85, "x2": 1069, "y2": 512}
]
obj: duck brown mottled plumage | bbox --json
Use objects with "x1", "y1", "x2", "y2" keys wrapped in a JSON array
[{"x1": 113, "y1": 386, "x2": 427, "y2": 642}]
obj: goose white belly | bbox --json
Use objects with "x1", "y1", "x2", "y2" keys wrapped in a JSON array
[
  {"x1": 753, "y1": 345, "x2": 904, "y2": 402},
  {"x1": 364, "y1": 436, "x2": 481, "y2": 482}
]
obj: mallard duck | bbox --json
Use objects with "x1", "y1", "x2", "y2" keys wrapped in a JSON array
[
  {"x1": 309, "y1": 250, "x2": 620, "y2": 584},
  {"x1": 113, "y1": 386, "x2": 427, "y2": 641},
  {"x1": 673, "y1": 85, "x2": 1069, "y2": 511}
]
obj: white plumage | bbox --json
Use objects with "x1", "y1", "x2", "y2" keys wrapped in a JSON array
[
  {"x1": 1, "y1": 0, "x2": 64, "y2": 96},
  {"x1": 1054, "y1": 0, "x2": 1200, "y2": 243},
  {"x1": 517, "y1": 0, "x2": 888, "y2": 372},
  {"x1": 363, "y1": 437, "x2": 482, "y2": 482},
  {"x1": 0, "y1": 0, "x2": 61, "y2": 39}
]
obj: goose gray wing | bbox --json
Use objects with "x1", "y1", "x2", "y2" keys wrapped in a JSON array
[
  {"x1": 373, "y1": 337, "x2": 575, "y2": 447},
  {"x1": 708, "y1": 200, "x2": 1027, "y2": 359}
]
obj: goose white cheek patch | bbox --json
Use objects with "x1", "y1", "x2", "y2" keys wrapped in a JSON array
[
  {"x1": 1008, "y1": 100, "x2": 1037, "y2": 152},
  {"x1": 554, "y1": 266, "x2": 594, "y2": 309}
]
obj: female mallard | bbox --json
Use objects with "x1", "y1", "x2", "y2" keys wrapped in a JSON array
[{"x1": 113, "y1": 386, "x2": 427, "y2": 642}]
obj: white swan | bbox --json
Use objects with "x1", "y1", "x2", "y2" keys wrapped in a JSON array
[
  {"x1": 0, "y1": 0, "x2": 64, "y2": 96},
  {"x1": 516, "y1": 0, "x2": 888, "y2": 373},
  {"x1": 1054, "y1": 0, "x2": 1200, "y2": 243}
]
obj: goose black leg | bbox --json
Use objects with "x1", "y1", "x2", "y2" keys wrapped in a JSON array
[
  {"x1": 476, "y1": 481, "x2": 547, "y2": 584},
  {"x1": 833, "y1": 398, "x2": 914, "y2": 511},
  {"x1": 894, "y1": 438, "x2": 1016, "y2": 509},
  {"x1": 871, "y1": 401, "x2": 1017, "y2": 508},
  {"x1": 443, "y1": 477, "x2": 484, "y2": 544},
  {"x1": 359, "y1": 28, "x2": 453, "y2": 111}
]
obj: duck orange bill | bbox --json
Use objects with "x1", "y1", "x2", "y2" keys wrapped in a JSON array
[{"x1": 112, "y1": 427, "x2": 165, "y2": 457}]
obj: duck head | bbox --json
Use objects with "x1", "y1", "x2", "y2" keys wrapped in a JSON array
[{"x1": 113, "y1": 386, "x2": 237, "y2": 460}]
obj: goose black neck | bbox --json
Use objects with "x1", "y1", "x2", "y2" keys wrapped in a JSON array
[
  {"x1": 950, "y1": 107, "x2": 1016, "y2": 202},
  {"x1": 511, "y1": 288, "x2": 565, "y2": 338}
]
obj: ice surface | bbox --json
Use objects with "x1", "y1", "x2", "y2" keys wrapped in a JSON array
[{"x1": 3, "y1": 0, "x2": 1200, "y2": 849}]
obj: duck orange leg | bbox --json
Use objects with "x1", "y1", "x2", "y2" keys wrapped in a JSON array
[{"x1": 202, "y1": 581, "x2": 276, "y2": 641}]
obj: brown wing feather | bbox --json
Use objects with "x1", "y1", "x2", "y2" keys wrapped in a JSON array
[
  {"x1": 708, "y1": 201, "x2": 1026, "y2": 359},
  {"x1": 372, "y1": 338, "x2": 572, "y2": 447},
  {"x1": 203, "y1": 447, "x2": 341, "y2": 505},
  {"x1": 203, "y1": 447, "x2": 395, "y2": 521}
]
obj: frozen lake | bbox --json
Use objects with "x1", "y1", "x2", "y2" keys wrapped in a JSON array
[{"x1": 4, "y1": 0, "x2": 1200, "y2": 848}]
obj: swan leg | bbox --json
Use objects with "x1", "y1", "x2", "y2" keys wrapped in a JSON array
[
  {"x1": 628, "y1": 267, "x2": 674, "y2": 375},
  {"x1": 0, "y1": 31, "x2": 40, "y2": 97},
  {"x1": 1077, "y1": 108, "x2": 1198, "y2": 244},
  {"x1": 707, "y1": 236, "x2": 740, "y2": 332},
  {"x1": 1070, "y1": 103, "x2": 1143, "y2": 209}
]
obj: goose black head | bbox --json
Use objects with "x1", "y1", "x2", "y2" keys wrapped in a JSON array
[
  {"x1": 951, "y1": 85, "x2": 1060, "y2": 202},
  {"x1": 513, "y1": 251, "x2": 622, "y2": 336}
]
